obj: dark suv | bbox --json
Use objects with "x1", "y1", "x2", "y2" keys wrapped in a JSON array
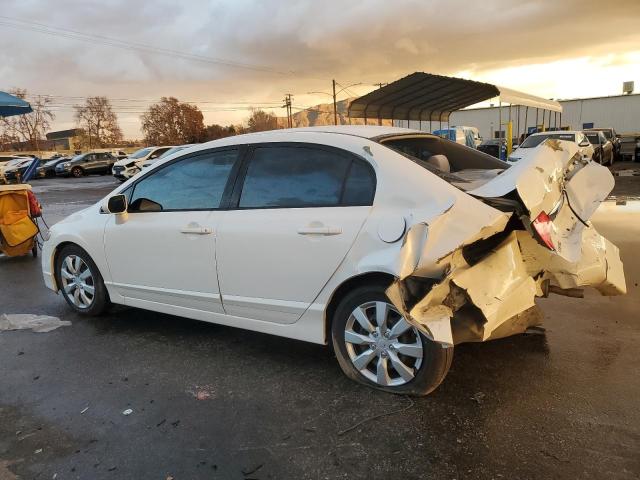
[{"x1": 55, "y1": 152, "x2": 116, "y2": 178}]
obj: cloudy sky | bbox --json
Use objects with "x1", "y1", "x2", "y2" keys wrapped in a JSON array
[{"x1": 1, "y1": 0, "x2": 639, "y2": 138}]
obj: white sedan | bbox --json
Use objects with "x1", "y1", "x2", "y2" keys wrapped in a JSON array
[
  {"x1": 42, "y1": 126, "x2": 625, "y2": 395},
  {"x1": 508, "y1": 130, "x2": 594, "y2": 162}
]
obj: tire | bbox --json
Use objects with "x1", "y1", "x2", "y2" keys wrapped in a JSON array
[
  {"x1": 331, "y1": 283, "x2": 453, "y2": 396},
  {"x1": 71, "y1": 167, "x2": 84, "y2": 178},
  {"x1": 55, "y1": 244, "x2": 110, "y2": 316}
]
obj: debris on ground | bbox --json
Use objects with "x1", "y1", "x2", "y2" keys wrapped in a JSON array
[
  {"x1": 242, "y1": 463, "x2": 263, "y2": 476},
  {"x1": 122, "y1": 408, "x2": 133, "y2": 416},
  {"x1": 0, "y1": 313, "x2": 71, "y2": 333},
  {"x1": 80, "y1": 407, "x2": 89, "y2": 414},
  {"x1": 187, "y1": 384, "x2": 215, "y2": 400},
  {"x1": 471, "y1": 392, "x2": 486, "y2": 404}
]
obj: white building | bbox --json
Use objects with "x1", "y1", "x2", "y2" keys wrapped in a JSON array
[{"x1": 440, "y1": 93, "x2": 640, "y2": 140}]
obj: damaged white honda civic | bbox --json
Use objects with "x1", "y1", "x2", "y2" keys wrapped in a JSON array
[{"x1": 42, "y1": 126, "x2": 626, "y2": 395}]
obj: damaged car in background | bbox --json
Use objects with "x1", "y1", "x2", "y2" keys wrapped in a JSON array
[{"x1": 41, "y1": 126, "x2": 626, "y2": 395}]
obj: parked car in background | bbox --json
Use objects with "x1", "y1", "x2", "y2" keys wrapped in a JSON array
[
  {"x1": 55, "y1": 152, "x2": 116, "y2": 178},
  {"x1": 585, "y1": 128, "x2": 620, "y2": 160},
  {"x1": 508, "y1": 131, "x2": 594, "y2": 162},
  {"x1": 42, "y1": 126, "x2": 625, "y2": 396},
  {"x1": 477, "y1": 139, "x2": 506, "y2": 159},
  {"x1": 112, "y1": 146, "x2": 173, "y2": 181},
  {"x1": 111, "y1": 150, "x2": 128, "y2": 160},
  {"x1": 141, "y1": 144, "x2": 197, "y2": 169},
  {"x1": 584, "y1": 131, "x2": 613, "y2": 165},
  {"x1": 0, "y1": 155, "x2": 30, "y2": 168},
  {"x1": 451, "y1": 125, "x2": 482, "y2": 146},
  {"x1": 37, "y1": 157, "x2": 71, "y2": 178},
  {"x1": 433, "y1": 126, "x2": 477, "y2": 148},
  {"x1": 1, "y1": 157, "x2": 42, "y2": 183}
]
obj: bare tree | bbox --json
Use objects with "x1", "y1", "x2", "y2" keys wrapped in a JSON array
[
  {"x1": 247, "y1": 109, "x2": 278, "y2": 132},
  {"x1": 140, "y1": 97, "x2": 205, "y2": 145},
  {"x1": 0, "y1": 89, "x2": 55, "y2": 150},
  {"x1": 74, "y1": 96, "x2": 123, "y2": 148}
]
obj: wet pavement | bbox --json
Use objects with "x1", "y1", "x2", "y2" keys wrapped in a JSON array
[{"x1": 1, "y1": 176, "x2": 639, "y2": 479}]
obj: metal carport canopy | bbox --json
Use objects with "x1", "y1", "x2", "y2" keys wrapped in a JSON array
[{"x1": 348, "y1": 72, "x2": 561, "y2": 122}]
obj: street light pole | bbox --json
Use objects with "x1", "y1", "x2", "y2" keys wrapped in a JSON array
[{"x1": 332, "y1": 79, "x2": 337, "y2": 125}]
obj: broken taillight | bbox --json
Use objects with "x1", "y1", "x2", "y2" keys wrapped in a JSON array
[{"x1": 532, "y1": 211, "x2": 555, "y2": 250}]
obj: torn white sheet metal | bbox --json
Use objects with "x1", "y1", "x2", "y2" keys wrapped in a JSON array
[
  {"x1": 517, "y1": 228, "x2": 626, "y2": 296},
  {"x1": 390, "y1": 232, "x2": 540, "y2": 345},
  {"x1": 395, "y1": 195, "x2": 510, "y2": 280},
  {"x1": 384, "y1": 139, "x2": 624, "y2": 346},
  {"x1": 0, "y1": 313, "x2": 71, "y2": 333},
  {"x1": 470, "y1": 140, "x2": 614, "y2": 263}
]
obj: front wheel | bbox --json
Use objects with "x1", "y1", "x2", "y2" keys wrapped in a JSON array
[
  {"x1": 55, "y1": 245, "x2": 110, "y2": 315},
  {"x1": 331, "y1": 284, "x2": 453, "y2": 396},
  {"x1": 71, "y1": 167, "x2": 83, "y2": 178}
]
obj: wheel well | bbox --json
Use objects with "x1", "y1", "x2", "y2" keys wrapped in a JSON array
[
  {"x1": 324, "y1": 272, "x2": 395, "y2": 343},
  {"x1": 51, "y1": 241, "x2": 82, "y2": 290}
]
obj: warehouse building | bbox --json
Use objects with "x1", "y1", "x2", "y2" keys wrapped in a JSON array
[{"x1": 445, "y1": 92, "x2": 640, "y2": 140}]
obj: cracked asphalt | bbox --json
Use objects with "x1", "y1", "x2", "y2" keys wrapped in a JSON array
[{"x1": 1, "y1": 174, "x2": 639, "y2": 479}]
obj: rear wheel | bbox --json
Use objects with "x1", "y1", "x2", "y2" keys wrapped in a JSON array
[
  {"x1": 71, "y1": 167, "x2": 83, "y2": 178},
  {"x1": 56, "y1": 245, "x2": 109, "y2": 315},
  {"x1": 331, "y1": 284, "x2": 453, "y2": 396}
]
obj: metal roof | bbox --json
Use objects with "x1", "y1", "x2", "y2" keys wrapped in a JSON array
[
  {"x1": 348, "y1": 72, "x2": 561, "y2": 122},
  {"x1": 0, "y1": 91, "x2": 32, "y2": 117}
]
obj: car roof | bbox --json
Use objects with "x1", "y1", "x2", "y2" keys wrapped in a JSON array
[{"x1": 239, "y1": 125, "x2": 422, "y2": 141}]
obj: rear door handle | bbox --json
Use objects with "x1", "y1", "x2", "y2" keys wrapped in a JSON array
[
  {"x1": 180, "y1": 226, "x2": 213, "y2": 235},
  {"x1": 297, "y1": 226, "x2": 342, "y2": 236}
]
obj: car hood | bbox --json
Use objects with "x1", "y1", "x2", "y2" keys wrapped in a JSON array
[{"x1": 114, "y1": 157, "x2": 137, "y2": 167}]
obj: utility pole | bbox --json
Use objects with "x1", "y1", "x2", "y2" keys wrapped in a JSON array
[
  {"x1": 282, "y1": 94, "x2": 293, "y2": 128},
  {"x1": 332, "y1": 79, "x2": 338, "y2": 125}
]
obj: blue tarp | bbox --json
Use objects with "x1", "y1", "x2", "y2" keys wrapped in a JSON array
[{"x1": 0, "y1": 91, "x2": 32, "y2": 117}]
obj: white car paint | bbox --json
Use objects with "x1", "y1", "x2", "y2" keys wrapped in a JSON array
[
  {"x1": 508, "y1": 130, "x2": 593, "y2": 162},
  {"x1": 112, "y1": 146, "x2": 174, "y2": 181},
  {"x1": 42, "y1": 126, "x2": 624, "y2": 351}
]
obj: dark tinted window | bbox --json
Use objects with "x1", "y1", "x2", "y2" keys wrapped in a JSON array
[
  {"x1": 239, "y1": 146, "x2": 351, "y2": 208},
  {"x1": 343, "y1": 160, "x2": 375, "y2": 206},
  {"x1": 129, "y1": 149, "x2": 236, "y2": 211}
]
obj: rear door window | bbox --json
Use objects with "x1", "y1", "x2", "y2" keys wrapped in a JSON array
[{"x1": 238, "y1": 145, "x2": 373, "y2": 208}]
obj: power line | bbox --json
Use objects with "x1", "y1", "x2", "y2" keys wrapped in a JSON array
[{"x1": 0, "y1": 16, "x2": 297, "y2": 76}]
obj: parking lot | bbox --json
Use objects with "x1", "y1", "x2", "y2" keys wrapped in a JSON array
[{"x1": 0, "y1": 173, "x2": 638, "y2": 479}]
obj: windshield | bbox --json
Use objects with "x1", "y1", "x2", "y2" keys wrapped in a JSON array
[
  {"x1": 585, "y1": 133, "x2": 599, "y2": 144},
  {"x1": 520, "y1": 133, "x2": 576, "y2": 148},
  {"x1": 44, "y1": 159, "x2": 62, "y2": 167},
  {"x1": 71, "y1": 154, "x2": 85, "y2": 161},
  {"x1": 600, "y1": 131, "x2": 612, "y2": 139},
  {"x1": 129, "y1": 147, "x2": 153, "y2": 159},
  {"x1": 156, "y1": 146, "x2": 185, "y2": 160}
]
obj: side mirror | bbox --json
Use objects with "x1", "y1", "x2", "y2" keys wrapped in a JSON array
[{"x1": 103, "y1": 194, "x2": 128, "y2": 214}]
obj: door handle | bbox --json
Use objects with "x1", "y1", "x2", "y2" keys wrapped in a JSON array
[
  {"x1": 180, "y1": 226, "x2": 213, "y2": 235},
  {"x1": 297, "y1": 226, "x2": 342, "y2": 236}
]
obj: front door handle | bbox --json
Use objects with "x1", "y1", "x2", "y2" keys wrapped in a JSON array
[
  {"x1": 297, "y1": 226, "x2": 342, "y2": 236},
  {"x1": 180, "y1": 226, "x2": 213, "y2": 235}
]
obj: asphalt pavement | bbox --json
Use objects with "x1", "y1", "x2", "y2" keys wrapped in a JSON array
[{"x1": 0, "y1": 175, "x2": 639, "y2": 479}]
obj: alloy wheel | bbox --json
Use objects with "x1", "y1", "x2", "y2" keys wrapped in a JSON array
[
  {"x1": 60, "y1": 255, "x2": 95, "y2": 309},
  {"x1": 344, "y1": 301, "x2": 423, "y2": 387}
]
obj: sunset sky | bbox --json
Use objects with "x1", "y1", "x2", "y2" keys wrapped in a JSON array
[{"x1": 1, "y1": 0, "x2": 639, "y2": 138}]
